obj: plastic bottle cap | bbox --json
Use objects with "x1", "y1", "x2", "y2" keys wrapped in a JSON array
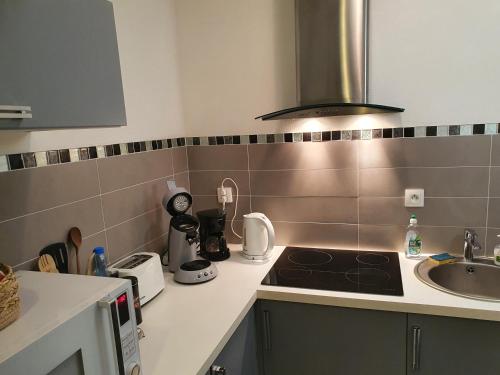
[{"x1": 94, "y1": 246, "x2": 105, "y2": 255}]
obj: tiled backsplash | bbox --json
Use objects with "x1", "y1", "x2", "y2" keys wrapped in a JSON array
[
  {"x1": 0, "y1": 147, "x2": 189, "y2": 271},
  {"x1": 2, "y1": 131, "x2": 500, "y2": 271},
  {"x1": 189, "y1": 135, "x2": 500, "y2": 257}
]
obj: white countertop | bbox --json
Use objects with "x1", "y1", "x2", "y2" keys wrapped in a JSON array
[{"x1": 139, "y1": 245, "x2": 500, "y2": 375}]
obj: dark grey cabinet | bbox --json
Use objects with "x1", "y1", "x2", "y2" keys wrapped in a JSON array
[
  {"x1": 208, "y1": 306, "x2": 260, "y2": 375},
  {"x1": 407, "y1": 314, "x2": 500, "y2": 375},
  {"x1": 256, "y1": 300, "x2": 407, "y2": 375},
  {"x1": 0, "y1": 0, "x2": 126, "y2": 130}
]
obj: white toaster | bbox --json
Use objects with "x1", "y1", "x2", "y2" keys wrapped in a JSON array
[{"x1": 108, "y1": 252, "x2": 165, "y2": 305}]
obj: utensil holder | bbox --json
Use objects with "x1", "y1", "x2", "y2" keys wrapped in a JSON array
[{"x1": 0, "y1": 264, "x2": 20, "y2": 330}]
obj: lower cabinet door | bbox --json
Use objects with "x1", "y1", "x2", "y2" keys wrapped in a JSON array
[
  {"x1": 257, "y1": 300, "x2": 406, "y2": 375},
  {"x1": 407, "y1": 314, "x2": 500, "y2": 375}
]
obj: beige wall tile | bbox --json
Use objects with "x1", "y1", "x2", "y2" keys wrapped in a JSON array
[
  {"x1": 249, "y1": 142, "x2": 357, "y2": 170},
  {"x1": 97, "y1": 149, "x2": 173, "y2": 193},
  {"x1": 0, "y1": 197, "x2": 104, "y2": 267},
  {"x1": 359, "y1": 136, "x2": 491, "y2": 168},
  {"x1": 359, "y1": 225, "x2": 486, "y2": 255},
  {"x1": 360, "y1": 167, "x2": 489, "y2": 197},
  {"x1": 489, "y1": 167, "x2": 500, "y2": 197},
  {"x1": 491, "y1": 136, "x2": 500, "y2": 166},
  {"x1": 135, "y1": 233, "x2": 169, "y2": 255},
  {"x1": 485, "y1": 228, "x2": 500, "y2": 256},
  {"x1": 0, "y1": 160, "x2": 99, "y2": 222},
  {"x1": 272, "y1": 222, "x2": 358, "y2": 249},
  {"x1": 106, "y1": 207, "x2": 170, "y2": 262},
  {"x1": 172, "y1": 147, "x2": 188, "y2": 173},
  {"x1": 188, "y1": 145, "x2": 248, "y2": 170},
  {"x1": 487, "y1": 198, "x2": 500, "y2": 228},
  {"x1": 174, "y1": 172, "x2": 190, "y2": 192},
  {"x1": 359, "y1": 197, "x2": 487, "y2": 227},
  {"x1": 251, "y1": 197, "x2": 358, "y2": 224},
  {"x1": 250, "y1": 169, "x2": 357, "y2": 197},
  {"x1": 189, "y1": 171, "x2": 250, "y2": 195},
  {"x1": 101, "y1": 177, "x2": 171, "y2": 228}
]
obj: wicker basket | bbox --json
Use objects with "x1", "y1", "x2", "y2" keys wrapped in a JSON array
[{"x1": 0, "y1": 264, "x2": 20, "y2": 331}]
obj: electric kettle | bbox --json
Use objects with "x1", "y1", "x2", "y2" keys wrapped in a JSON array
[{"x1": 242, "y1": 213, "x2": 275, "y2": 261}]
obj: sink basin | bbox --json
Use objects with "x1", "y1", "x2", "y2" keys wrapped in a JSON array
[{"x1": 415, "y1": 257, "x2": 500, "y2": 302}]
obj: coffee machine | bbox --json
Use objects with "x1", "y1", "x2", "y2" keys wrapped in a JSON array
[
  {"x1": 162, "y1": 181, "x2": 218, "y2": 283},
  {"x1": 162, "y1": 181, "x2": 198, "y2": 273},
  {"x1": 197, "y1": 209, "x2": 230, "y2": 261}
]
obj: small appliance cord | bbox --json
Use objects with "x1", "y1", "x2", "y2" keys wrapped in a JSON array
[{"x1": 221, "y1": 177, "x2": 242, "y2": 239}]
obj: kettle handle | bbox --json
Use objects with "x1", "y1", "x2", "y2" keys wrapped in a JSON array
[{"x1": 256, "y1": 215, "x2": 275, "y2": 255}]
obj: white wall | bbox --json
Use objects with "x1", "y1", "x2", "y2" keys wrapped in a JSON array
[
  {"x1": 175, "y1": 0, "x2": 500, "y2": 136},
  {"x1": 0, "y1": 0, "x2": 186, "y2": 155}
]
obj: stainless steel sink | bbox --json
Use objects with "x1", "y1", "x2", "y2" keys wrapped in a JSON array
[{"x1": 415, "y1": 257, "x2": 500, "y2": 302}]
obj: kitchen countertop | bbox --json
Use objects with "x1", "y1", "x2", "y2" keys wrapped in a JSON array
[{"x1": 139, "y1": 245, "x2": 500, "y2": 375}]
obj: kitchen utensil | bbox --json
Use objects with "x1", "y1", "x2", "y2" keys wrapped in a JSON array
[
  {"x1": 68, "y1": 227, "x2": 82, "y2": 274},
  {"x1": 197, "y1": 208, "x2": 230, "y2": 261},
  {"x1": 242, "y1": 212, "x2": 275, "y2": 261},
  {"x1": 86, "y1": 252, "x2": 95, "y2": 275},
  {"x1": 38, "y1": 254, "x2": 59, "y2": 273},
  {"x1": 39, "y1": 243, "x2": 69, "y2": 273}
]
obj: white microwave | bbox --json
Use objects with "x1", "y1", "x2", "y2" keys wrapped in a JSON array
[{"x1": 0, "y1": 271, "x2": 142, "y2": 375}]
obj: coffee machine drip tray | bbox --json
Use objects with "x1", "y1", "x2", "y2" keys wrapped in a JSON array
[{"x1": 262, "y1": 247, "x2": 404, "y2": 296}]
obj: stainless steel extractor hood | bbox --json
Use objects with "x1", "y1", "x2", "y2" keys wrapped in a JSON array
[{"x1": 256, "y1": 0, "x2": 404, "y2": 121}]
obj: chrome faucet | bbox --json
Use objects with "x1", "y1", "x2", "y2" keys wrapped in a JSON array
[{"x1": 464, "y1": 229, "x2": 481, "y2": 262}]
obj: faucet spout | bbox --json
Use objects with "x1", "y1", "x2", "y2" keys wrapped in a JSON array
[{"x1": 464, "y1": 229, "x2": 481, "y2": 262}]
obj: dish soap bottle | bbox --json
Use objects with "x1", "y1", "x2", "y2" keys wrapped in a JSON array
[
  {"x1": 494, "y1": 235, "x2": 500, "y2": 266},
  {"x1": 405, "y1": 214, "x2": 422, "y2": 259}
]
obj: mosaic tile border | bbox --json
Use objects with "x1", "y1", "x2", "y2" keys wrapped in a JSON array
[
  {"x1": 0, "y1": 137, "x2": 186, "y2": 172},
  {"x1": 1, "y1": 123, "x2": 499, "y2": 172},
  {"x1": 187, "y1": 123, "x2": 499, "y2": 146}
]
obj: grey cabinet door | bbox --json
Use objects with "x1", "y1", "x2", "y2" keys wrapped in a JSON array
[
  {"x1": 257, "y1": 300, "x2": 406, "y2": 375},
  {"x1": 0, "y1": 0, "x2": 125, "y2": 130},
  {"x1": 208, "y1": 306, "x2": 260, "y2": 375},
  {"x1": 407, "y1": 314, "x2": 500, "y2": 375}
]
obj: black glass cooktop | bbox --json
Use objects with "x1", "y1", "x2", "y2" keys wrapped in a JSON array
[{"x1": 261, "y1": 247, "x2": 404, "y2": 296}]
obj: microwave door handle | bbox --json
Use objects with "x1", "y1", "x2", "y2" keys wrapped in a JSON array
[{"x1": 98, "y1": 297, "x2": 126, "y2": 375}]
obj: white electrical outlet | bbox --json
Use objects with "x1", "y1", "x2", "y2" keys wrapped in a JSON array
[
  {"x1": 405, "y1": 189, "x2": 424, "y2": 207},
  {"x1": 217, "y1": 187, "x2": 233, "y2": 203}
]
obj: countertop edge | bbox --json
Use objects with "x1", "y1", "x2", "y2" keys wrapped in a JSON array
[{"x1": 256, "y1": 289, "x2": 500, "y2": 322}]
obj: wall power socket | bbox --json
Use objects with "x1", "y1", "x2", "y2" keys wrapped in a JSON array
[{"x1": 217, "y1": 187, "x2": 233, "y2": 203}]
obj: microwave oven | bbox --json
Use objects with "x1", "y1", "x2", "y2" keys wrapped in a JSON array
[{"x1": 0, "y1": 271, "x2": 141, "y2": 375}]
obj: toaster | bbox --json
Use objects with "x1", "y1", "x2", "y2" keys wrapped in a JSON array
[{"x1": 108, "y1": 252, "x2": 164, "y2": 305}]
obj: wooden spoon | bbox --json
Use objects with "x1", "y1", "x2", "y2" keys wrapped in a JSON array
[
  {"x1": 38, "y1": 254, "x2": 59, "y2": 273},
  {"x1": 68, "y1": 227, "x2": 82, "y2": 274}
]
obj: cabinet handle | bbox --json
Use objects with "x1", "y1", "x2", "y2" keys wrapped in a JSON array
[
  {"x1": 412, "y1": 326, "x2": 422, "y2": 371},
  {"x1": 0, "y1": 105, "x2": 32, "y2": 119},
  {"x1": 263, "y1": 310, "x2": 271, "y2": 351}
]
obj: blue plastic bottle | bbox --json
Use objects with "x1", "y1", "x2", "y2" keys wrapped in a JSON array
[{"x1": 93, "y1": 247, "x2": 108, "y2": 276}]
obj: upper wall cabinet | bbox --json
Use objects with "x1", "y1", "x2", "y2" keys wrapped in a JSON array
[{"x1": 0, "y1": 0, "x2": 126, "y2": 130}]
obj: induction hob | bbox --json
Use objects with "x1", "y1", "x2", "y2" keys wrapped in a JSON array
[{"x1": 261, "y1": 247, "x2": 404, "y2": 296}]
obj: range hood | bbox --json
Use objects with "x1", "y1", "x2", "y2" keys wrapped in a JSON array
[{"x1": 256, "y1": 0, "x2": 404, "y2": 121}]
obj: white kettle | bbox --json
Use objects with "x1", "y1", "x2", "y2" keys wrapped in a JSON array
[{"x1": 242, "y1": 212, "x2": 275, "y2": 261}]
